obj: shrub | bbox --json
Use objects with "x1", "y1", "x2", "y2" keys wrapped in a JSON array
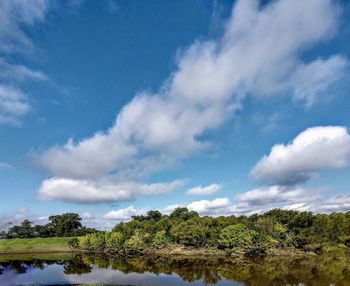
[
  {"x1": 106, "y1": 232, "x2": 124, "y2": 254},
  {"x1": 124, "y1": 230, "x2": 147, "y2": 256},
  {"x1": 152, "y1": 230, "x2": 169, "y2": 249},
  {"x1": 68, "y1": 238, "x2": 80, "y2": 251},
  {"x1": 79, "y1": 235, "x2": 92, "y2": 251},
  {"x1": 218, "y1": 224, "x2": 254, "y2": 249},
  {"x1": 89, "y1": 233, "x2": 106, "y2": 252}
]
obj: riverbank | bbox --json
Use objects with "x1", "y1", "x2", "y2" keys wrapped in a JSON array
[
  {"x1": 147, "y1": 244, "x2": 313, "y2": 258},
  {"x1": 0, "y1": 237, "x2": 345, "y2": 259},
  {"x1": 0, "y1": 237, "x2": 71, "y2": 254}
]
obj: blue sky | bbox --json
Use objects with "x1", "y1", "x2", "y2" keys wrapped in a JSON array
[{"x1": 0, "y1": 0, "x2": 350, "y2": 229}]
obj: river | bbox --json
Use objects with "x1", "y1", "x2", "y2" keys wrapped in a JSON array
[{"x1": 0, "y1": 248, "x2": 349, "y2": 285}]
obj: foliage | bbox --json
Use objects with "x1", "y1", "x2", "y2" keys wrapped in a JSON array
[
  {"x1": 68, "y1": 238, "x2": 80, "y2": 251},
  {"x1": 13, "y1": 208, "x2": 347, "y2": 258},
  {"x1": 78, "y1": 209, "x2": 350, "y2": 257},
  {"x1": 48, "y1": 213, "x2": 82, "y2": 237},
  {"x1": 106, "y1": 232, "x2": 124, "y2": 254},
  {"x1": 124, "y1": 230, "x2": 147, "y2": 255},
  {"x1": 171, "y1": 218, "x2": 210, "y2": 247},
  {"x1": 3, "y1": 213, "x2": 98, "y2": 239},
  {"x1": 218, "y1": 224, "x2": 254, "y2": 249},
  {"x1": 152, "y1": 230, "x2": 169, "y2": 248}
]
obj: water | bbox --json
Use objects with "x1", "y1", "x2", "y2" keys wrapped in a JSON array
[{"x1": 0, "y1": 249, "x2": 349, "y2": 286}]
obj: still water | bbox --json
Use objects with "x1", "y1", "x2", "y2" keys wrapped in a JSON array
[{"x1": 0, "y1": 249, "x2": 349, "y2": 286}]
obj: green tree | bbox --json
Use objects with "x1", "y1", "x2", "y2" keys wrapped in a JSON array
[
  {"x1": 124, "y1": 230, "x2": 148, "y2": 255},
  {"x1": 106, "y1": 232, "x2": 125, "y2": 254},
  {"x1": 152, "y1": 230, "x2": 169, "y2": 248},
  {"x1": 329, "y1": 213, "x2": 346, "y2": 243},
  {"x1": 171, "y1": 218, "x2": 209, "y2": 247},
  {"x1": 312, "y1": 214, "x2": 331, "y2": 243},
  {"x1": 218, "y1": 224, "x2": 254, "y2": 249},
  {"x1": 48, "y1": 213, "x2": 82, "y2": 237},
  {"x1": 169, "y1": 208, "x2": 199, "y2": 221},
  {"x1": 89, "y1": 233, "x2": 106, "y2": 252}
]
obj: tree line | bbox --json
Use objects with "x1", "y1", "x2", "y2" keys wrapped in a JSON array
[
  {"x1": 73, "y1": 208, "x2": 350, "y2": 257},
  {"x1": 0, "y1": 213, "x2": 96, "y2": 239}
]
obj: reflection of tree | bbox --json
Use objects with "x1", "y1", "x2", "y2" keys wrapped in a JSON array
[
  {"x1": 85, "y1": 248, "x2": 350, "y2": 285},
  {"x1": 0, "y1": 249, "x2": 349, "y2": 284},
  {"x1": 63, "y1": 255, "x2": 92, "y2": 275},
  {"x1": 9, "y1": 261, "x2": 27, "y2": 274},
  {"x1": 32, "y1": 259, "x2": 45, "y2": 270}
]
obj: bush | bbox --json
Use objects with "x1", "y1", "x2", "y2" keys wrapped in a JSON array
[
  {"x1": 68, "y1": 238, "x2": 80, "y2": 251},
  {"x1": 218, "y1": 224, "x2": 254, "y2": 249},
  {"x1": 79, "y1": 235, "x2": 92, "y2": 251},
  {"x1": 124, "y1": 230, "x2": 148, "y2": 256},
  {"x1": 170, "y1": 219, "x2": 209, "y2": 247},
  {"x1": 106, "y1": 232, "x2": 125, "y2": 254},
  {"x1": 152, "y1": 230, "x2": 169, "y2": 249},
  {"x1": 89, "y1": 233, "x2": 106, "y2": 252}
]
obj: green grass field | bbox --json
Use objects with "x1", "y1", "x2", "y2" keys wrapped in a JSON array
[{"x1": 0, "y1": 237, "x2": 72, "y2": 254}]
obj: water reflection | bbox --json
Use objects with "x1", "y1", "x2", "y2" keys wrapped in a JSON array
[{"x1": 0, "y1": 249, "x2": 349, "y2": 286}]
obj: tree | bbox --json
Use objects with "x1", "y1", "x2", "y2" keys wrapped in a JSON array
[
  {"x1": 152, "y1": 230, "x2": 169, "y2": 248},
  {"x1": 171, "y1": 218, "x2": 209, "y2": 247},
  {"x1": 169, "y1": 208, "x2": 199, "y2": 221},
  {"x1": 311, "y1": 214, "x2": 331, "y2": 243},
  {"x1": 48, "y1": 213, "x2": 82, "y2": 237},
  {"x1": 7, "y1": 220, "x2": 34, "y2": 238},
  {"x1": 89, "y1": 233, "x2": 106, "y2": 252},
  {"x1": 106, "y1": 232, "x2": 124, "y2": 254},
  {"x1": 68, "y1": 238, "x2": 80, "y2": 251},
  {"x1": 329, "y1": 213, "x2": 346, "y2": 243},
  {"x1": 147, "y1": 210, "x2": 162, "y2": 221},
  {"x1": 218, "y1": 224, "x2": 254, "y2": 249},
  {"x1": 124, "y1": 230, "x2": 148, "y2": 255}
]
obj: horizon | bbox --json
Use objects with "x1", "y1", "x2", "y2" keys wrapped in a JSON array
[{"x1": 1, "y1": 0, "x2": 350, "y2": 231}]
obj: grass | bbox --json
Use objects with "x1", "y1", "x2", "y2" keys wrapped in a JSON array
[{"x1": 0, "y1": 237, "x2": 72, "y2": 254}]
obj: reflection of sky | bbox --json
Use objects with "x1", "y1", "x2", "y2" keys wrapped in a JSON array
[{"x1": 0, "y1": 264, "x2": 242, "y2": 286}]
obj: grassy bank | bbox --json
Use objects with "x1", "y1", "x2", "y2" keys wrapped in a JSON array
[{"x1": 0, "y1": 237, "x2": 71, "y2": 254}]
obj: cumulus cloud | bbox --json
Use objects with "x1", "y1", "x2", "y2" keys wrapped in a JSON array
[
  {"x1": 98, "y1": 187, "x2": 350, "y2": 227},
  {"x1": 187, "y1": 198, "x2": 231, "y2": 215},
  {"x1": 0, "y1": 207, "x2": 49, "y2": 231},
  {"x1": 252, "y1": 126, "x2": 350, "y2": 185},
  {"x1": 186, "y1": 183, "x2": 221, "y2": 196},
  {"x1": 104, "y1": 206, "x2": 147, "y2": 221},
  {"x1": 37, "y1": 177, "x2": 184, "y2": 203},
  {"x1": 38, "y1": 0, "x2": 347, "y2": 183}
]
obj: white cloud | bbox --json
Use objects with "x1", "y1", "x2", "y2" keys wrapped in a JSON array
[
  {"x1": 0, "y1": 0, "x2": 50, "y2": 54},
  {"x1": 0, "y1": 162, "x2": 12, "y2": 169},
  {"x1": 96, "y1": 188, "x2": 350, "y2": 228},
  {"x1": 235, "y1": 185, "x2": 350, "y2": 214},
  {"x1": 81, "y1": 211, "x2": 94, "y2": 219},
  {"x1": 0, "y1": 59, "x2": 48, "y2": 82},
  {"x1": 290, "y1": 56, "x2": 348, "y2": 107},
  {"x1": 104, "y1": 206, "x2": 147, "y2": 221},
  {"x1": 187, "y1": 198, "x2": 231, "y2": 215},
  {"x1": 37, "y1": 177, "x2": 184, "y2": 203},
  {"x1": 252, "y1": 126, "x2": 350, "y2": 185},
  {"x1": 0, "y1": 1, "x2": 51, "y2": 126},
  {"x1": 38, "y1": 0, "x2": 346, "y2": 183},
  {"x1": 186, "y1": 183, "x2": 221, "y2": 196},
  {"x1": 0, "y1": 84, "x2": 30, "y2": 125},
  {"x1": 317, "y1": 194, "x2": 350, "y2": 213}
]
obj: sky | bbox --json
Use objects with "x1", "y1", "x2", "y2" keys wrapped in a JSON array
[{"x1": 0, "y1": 0, "x2": 350, "y2": 230}]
